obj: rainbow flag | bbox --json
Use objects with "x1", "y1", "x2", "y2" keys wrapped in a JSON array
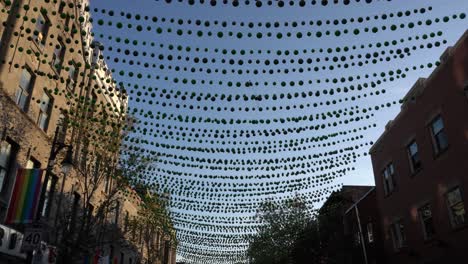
[{"x1": 5, "y1": 168, "x2": 44, "y2": 224}]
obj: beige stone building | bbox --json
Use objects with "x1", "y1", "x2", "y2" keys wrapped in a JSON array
[{"x1": 0, "y1": 0, "x2": 176, "y2": 263}]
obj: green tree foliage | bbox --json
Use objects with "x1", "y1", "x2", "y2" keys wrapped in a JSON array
[
  {"x1": 129, "y1": 191, "x2": 176, "y2": 264},
  {"x1": 247, "y1": 197, "x2": 318, "y2": 264},
  {"x1": 247, "y1": 192, "x2": 358, "y2": 264}
]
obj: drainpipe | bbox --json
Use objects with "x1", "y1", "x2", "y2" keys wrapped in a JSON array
[{"x1": 354, "y1": 205, "x2": 368, "y2": 264}]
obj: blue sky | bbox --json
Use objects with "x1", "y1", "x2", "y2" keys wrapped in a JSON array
[{"x1": 89, "y1": 0, "x2": 467, "y2": 262}]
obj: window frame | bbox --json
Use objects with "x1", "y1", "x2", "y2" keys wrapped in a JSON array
[
  {"x1": 430, "y1": 115, "x2": 449, "y2": 156},
  {"x1": 390, "y1": 218, "x2": 406, "y2": 251},
  {"x1": 67, "y1": 61, "x2": 78, "y2": 93},
  {"x1": 51, "y1": 40, "x2": 66, "y2": 74},
  {"x1": 407, "y1": 140, "x2": 422, "y2": 174},
  {"x1": 418, "y1": 203, "x2": 436, "y2": 240},
  {"x1": 37, "y1": 90, "x2": 53, "y2": 132},
  {"x1": 15, "y1": 67, "x2": 35, "y2": 112},
  {"x1": 446, "y1": 187, "x2": 467, "y2": 228},
  {"x1": 0, "y1": 139, "x2": 17, "y2": 193},
  {"x1": 33, "y1": 11, "x2": 50, "y2": 48},
  {"x1": 382, "y1": 162, "x2": 396, "y2": 196}
]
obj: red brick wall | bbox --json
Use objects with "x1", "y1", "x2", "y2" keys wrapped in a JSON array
[{"x1": 370, "y1": 31, "x2": 468, "y2": 263}]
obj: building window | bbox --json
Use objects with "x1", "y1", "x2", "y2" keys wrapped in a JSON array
[
  {"x1": 0, "y1": 140, "x2": 15, "y2": 192},
  {"x1": 15, "y1": 68, "x2": 34, "y2": 111},
  {"x1": 33, "y1": 12, "x2": 49, "y2": 47},
  {"x1": 67, "y1": 61, "x2": 78, "y2": 92},
  {"x1": 51, "y1": 41, "x2": 66, "y2": 73},
  {"x1": 390, "y1": 219, "x2": 406, "y2": 250},
  {"x1": 446, "y1": 187, "x2": 466, "y2": 228},
  {"x1": 57, "y1": 113, "x2": 69, "y2": 144},
  {"x1": 41, "y1": 175, "x2": 57, "y2": 218},
  {"x1": 382, "y1": 163, "x2": 396, "y2": 196},
  {"x1": 37, "y1": 92, "x2": 53, "y2": 131},
  {"x1": 407, "y1": 141, "x2": 422, "y2": 173},
  {"x1": 418, "y1": 204, "x2": 435, "y2": 240},
  {"x1": 367, "y1": 222, "x2": 374, "y2": 243},
  {"x1": 430, "y1": 116, "x2": 449, "y2": 155}
]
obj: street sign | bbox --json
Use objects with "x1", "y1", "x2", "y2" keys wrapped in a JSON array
[{"x1": 21, "y1": 228, "x2": 42, "y2": 252}]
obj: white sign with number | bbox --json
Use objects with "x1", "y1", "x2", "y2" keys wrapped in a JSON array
[{"x1": 21, "y1": 228, "x2": 42, "y2": 252}]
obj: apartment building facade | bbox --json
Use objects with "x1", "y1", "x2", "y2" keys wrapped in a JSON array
[
  {"x1": 0, "y1": 0, "x2": 176, "y2": 263},
  {"x1": 369, "y1": 30, "x2": 468, "y2": 263},
  {"x1": 317, "y1": 185, "x2": 373, "y2": 263},
  {"x1": 343, "y1": 188, "x2": 385, "y2": 264}
]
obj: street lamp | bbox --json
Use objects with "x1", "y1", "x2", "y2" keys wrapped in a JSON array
[
  {"x1": 37, "y1": 125, "x2": 73, "y2": 222},
  {"x1": 60, "y1": 147, "x2": 74, "y2": 176}
]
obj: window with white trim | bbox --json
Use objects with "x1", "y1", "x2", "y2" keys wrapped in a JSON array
[
  {"x1": 430, "y1": 116, "x2": 449, "y2": 154},
  {"x1": 407, "y1": 140, "x2": 422, "y2": 173},
  {"x1": 67, "y1": 61, "x2": 78, "y2": 92},
  {"x1": 37, "y1": 91, "x2": 53, "y2": 131},
  {"x1": 15, "y1": 68, "x2": 34, "y2": 111},
  {"x1": 51, "y1": 41, "x2": 66, "y2": 73},
  {"x1": 33, "y1": 12, "x2": 49, "y2": 47},
  {"x1": 446, "y1": 187, "x2": 466, "y2": 228}
]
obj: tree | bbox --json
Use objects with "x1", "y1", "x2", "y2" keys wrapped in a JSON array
[
  {"x1": 52, "y1": 90, "x2": 157, "y2": 262},
  {"x1": 128, "y1": 191, "x2": 176, "y2": 264},
  {"x1": 316, "y1": 191, "x2": 356, "y2": 264},
  {"x1": 247, "y1": 197, "x2": 317, "y2": 264}
]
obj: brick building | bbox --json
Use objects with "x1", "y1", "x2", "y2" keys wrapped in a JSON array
[
  {"x1": 0, "y1": 0, "x2": 176, "y2": 263},
  {"x1": 317, "y1": 185, "x2": 373, "y2": 263},
  {"x1": 369, "y1": 30, "x2": 468, "y2": 263},
  {"x1": 343, "y1": 188, "x2": 385, "y2": 264}
]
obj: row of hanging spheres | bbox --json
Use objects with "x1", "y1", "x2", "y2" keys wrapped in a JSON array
[{"x1": 161, "y1": 0, "x2": 387, "y2": 7}]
